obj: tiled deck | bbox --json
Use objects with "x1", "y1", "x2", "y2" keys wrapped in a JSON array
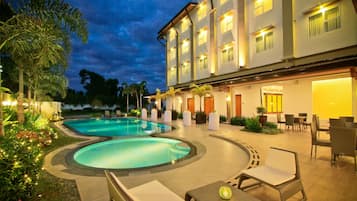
[{"x1": 45, "y1": 120, "x2": 357, "y2": 201}]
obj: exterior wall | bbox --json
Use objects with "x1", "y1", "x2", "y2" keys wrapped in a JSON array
[
  {"x1": 294, "y1": 0, "x2": 357, "y2": 58},
  {"x1": 247, "y1": 0, "x2": 285, "y2": 68}
]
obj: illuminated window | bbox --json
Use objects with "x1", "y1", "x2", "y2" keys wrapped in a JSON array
[
  {"x1": 198, "y1": 55, "x2": 208, "y2": 69},
  {"x1": 256, "y1": 31, "x2": 273, "y2": 53},
  {"x1": 197, "y1": 3, "x2": 207, "y2": 21},
  {"x1": 220, "y1": 14, "x2": 233, "y2": 33},
  {"x1": 220, "y1": 0, "x2": 228, "y2": 5},
  {"x1": 182, "y1": 39, "x2": 189, "y2": 54},
  {"x1": 309, "y1": 6, "x2": 340, "y2": 37},
  {"x1": 169, "y1": 29, "x2": 176, "y2": 41},
  {"x1": 255, "y1": 0, "x2": 272, "y2": 16},
  {"x1": 198, "y1": 29, "x2": 207, "y2": 45},
  {"x1": 263, "y1": 93, "x2": 282, "y2": 113},
  {"x1": 182, "y1": 62, "x2": 190, "y2": 73},
  {"x1": 222, "y1": 46, "x2": 233, "y2": 63},
  {"x1": 169, "y1": 48, "x2": 176, "y2": 60},
  {"x1": 181, "y1": 18, "x2": 189, "y2": 32}
]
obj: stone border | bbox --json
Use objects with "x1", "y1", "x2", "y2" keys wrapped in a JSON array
[{"x1": 210, "y1": 134, "x2": 261, "y2": 187}]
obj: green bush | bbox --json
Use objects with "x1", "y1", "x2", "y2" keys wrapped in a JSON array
[
  {"x1": 178, "y1": 112, "x2": 183, "y2": 119},
  {"x1": 245, "y1": 117, "x2": 262, "y2": 133},
  {"x1": 264, "y1": 122, "x2": 278, "y2": 129},
  {"x1": 0, "y1": 134, "x2": 43, "y2": 201},
  {"x1": 231, "y1": 116, "x2": 246, "y2": 126},
  {"x1": 129, "y1": 109, "x2": 140, "y2": 117},
  {"x1": 219, "y1": 115, "x2": 227, "y2": 123}
]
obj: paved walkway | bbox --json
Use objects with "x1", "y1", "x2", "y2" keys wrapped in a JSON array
[{"x1": 45, "y1": 120, "x2": 357, "y2": 201}]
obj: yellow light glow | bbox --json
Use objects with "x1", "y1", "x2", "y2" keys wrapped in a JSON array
[
  {"x1": 200, "y1": 54, "x2": 206, "y2": 60},
  {"x1": 226, "y1": 96, "x2": 231, "y2": 102},
  {"x1": 319, "y1": 6, "x2": 327, "y2": 13},
  {"x1": 224, "y1": 15, "x2": 233, "y2": 23}
]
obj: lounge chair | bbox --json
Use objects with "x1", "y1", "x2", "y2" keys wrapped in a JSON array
[
  {"x1": 237, "y1": 147, "x2": 307, "y2": 201},
  {"x1": 277, "y1": 113, "x2": 286, "y2": 129},
  {"x1": 329, "y1": 127, "x2": 357, "y2": 171},
  {"x1": 310, "y1": 116, "x2": 331, "y2": 158},
  {"x1": 284, "y1": 114, "x2": 294, "y2": 130},
  {"x1": 104, "y1": 170, "x2": 183, "y2": 201}
]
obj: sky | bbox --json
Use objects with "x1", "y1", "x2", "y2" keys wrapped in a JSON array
[{"x1": 66, "y1": 0, "x2": 193, "y2": 93}]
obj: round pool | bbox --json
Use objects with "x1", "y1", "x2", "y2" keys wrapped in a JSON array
[
  {"x1": 73, "y1": 137, "x2": 192, "y2": 169},
  {"x1": 63, "y1": 118, "x2": 171, "y2": 137}
]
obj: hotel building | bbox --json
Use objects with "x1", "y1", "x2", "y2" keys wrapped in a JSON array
[{"x1": 157, "y1": 0, "x2": 357, "y2": 122}]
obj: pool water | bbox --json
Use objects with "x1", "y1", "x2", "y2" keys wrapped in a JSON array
[
  {"x1": 64, "y1": 118, "x2": 171, "y2": 137},
  {"x1": 73, "y1": 137, "x2": 191, "y2": 169}
]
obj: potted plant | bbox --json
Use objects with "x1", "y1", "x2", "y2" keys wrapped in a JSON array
[
  {"x1": 190, "y1": 84, "x2": 213, "y2": 124},
  {"x1": 164, "y1": 87, "x2": 181, "y2": 120},
  {"x1": 256, "y1": 106, "x2": 267, "y2": 126}
]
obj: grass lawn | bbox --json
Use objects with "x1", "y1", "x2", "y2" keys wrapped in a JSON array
[{"x1": 31, "y1": 125, "x2": 84, "y2": 201}]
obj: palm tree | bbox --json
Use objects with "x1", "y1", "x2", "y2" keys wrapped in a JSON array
[
  {"x1": 1, "y1": 0, "x2": 87, "y2": 123},
  {"x1": 122, "y1": 83, "x2": 130, "y2": 113},
  {"x1": 165, "y1": 86, "x2": 181, "y2": 111},
  {"x1": 190, "y1": 83, "x2": 213, "y2": 112},
  {"x1": 138, "y1": 81, "x2": 147, "y2": 109}
]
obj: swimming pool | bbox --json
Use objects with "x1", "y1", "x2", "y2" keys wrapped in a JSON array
[
  {"x1": 63, "y1": 118, "x2": 171, "y2": 137},
  {"x1": 73, "y1": 137, "x2": 192, "y2": 169}
]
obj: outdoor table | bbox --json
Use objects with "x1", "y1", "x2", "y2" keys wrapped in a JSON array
[{"x1": 185, "y1": 181, "x2": 261, "y2": 201}]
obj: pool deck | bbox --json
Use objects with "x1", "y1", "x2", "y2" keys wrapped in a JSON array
[{"x1": 45, "y1": 120, "x2": 357, "y2": 201}]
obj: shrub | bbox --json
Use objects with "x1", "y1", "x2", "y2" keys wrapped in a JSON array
[
  {"x1": 129, "y1": 109, "x2": 140, "y2": 117},
  {"x1": 219, "y1": 115, "x2": 227, "y2": 123},
  {"x1": 172, "y1": 110, "x2": 178, "y2": 120},
  {"x1": 245, "y1": 117, "x2": 262, "y2": 133},
  {"x1": 264, "y1": 122, "x2": 278, "y2": 129},
  {"x1": 0, "y1": 134, "x2": 43, "y2": 201},
  {"x1": 231, "y1": 116, "x2": 246, "y2": 126},
  {"x1": 178, "y1": 112, "x2": 183, "y2": 119}
]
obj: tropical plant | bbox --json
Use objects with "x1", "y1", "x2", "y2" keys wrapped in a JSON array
[
  {"x1": 219, "y1": 115, "x2": 227, "y2": 123},
  {"x1": 122, "y1": 83, "x2": 131, "y2": 113},
  {"x1": 138, "y1": 81, "x2": 147, "y2": 109},
  {"x1": 244, "y1": 117, "x2": 263, "y2": 133},
  {"x1": 190, "y1": 84, "x2": 212, "y2": 112},
  {"x1": 231, "y1": 116, "x2": 247, "y2": 126},
  {"x1": 165, "y1": 86, "x2": 181, "y2": 111}
]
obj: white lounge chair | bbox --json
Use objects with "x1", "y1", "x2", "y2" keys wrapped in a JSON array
[
  {"x1": 237, "y1": 147, "x2": 307, "y2": 201},
  {"x1": 104, "y1": 170, "x2": 183, "y2": 201}
]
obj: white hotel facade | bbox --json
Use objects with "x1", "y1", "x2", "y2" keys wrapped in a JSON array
[{"x1": 157, "y1": 0, "x2": 357, "y2": 122}]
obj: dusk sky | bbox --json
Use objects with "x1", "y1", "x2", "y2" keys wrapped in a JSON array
[{"x1": 66, "y1": 0, "x2": 193, "y2": 93}]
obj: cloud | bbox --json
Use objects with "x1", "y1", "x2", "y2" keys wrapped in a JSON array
[{"x1": 66, "y1": 0, "x2": 193, "y2": 93}]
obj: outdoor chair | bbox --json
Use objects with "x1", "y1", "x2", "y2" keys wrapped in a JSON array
[
  {"x1": 310, "y1": 116, "x2": 331, "y2": 158},
  {"x1": 313, "y1": 114, "x2": 329, "y2": 135},
  {"x1": 329, "y1": 127, "x2": 357, "y2": 171},
  {"x1": 104, "y1": 170, "x2": 183, "y2": 201},
  {"x1": 277, "y1": 113, "x2": 286, "y2": 129},
  {"x1": 298, "y1": 113, "x2": 308, "y2": 128},
  {"x1": 237, "y1": 147, "x2": 307, "y2": 201},
  {"x1": 329, "y1": 118, "x2": 345, "y2": 128},
  {"x1": 339, "y1": 116, "x2": 354, "y2": 123},
  {"x1": 285, "y1": 114, "x2": 295, "y2": 130}
]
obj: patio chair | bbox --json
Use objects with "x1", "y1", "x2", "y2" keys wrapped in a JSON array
[
  {"x1": 313, "y1": 114, "x2": 329, "y2": 135},
  {"x1": 310, "y1": 116, "x2": 331, "y2": 158},
  {"x1": 285, "y1": 114, "x2": 295, "y2": 130},
  {"x1": 329, "y1": 127, "x2": 357, "y2": 171},
  {"x1": 339, "y1": 116, "x2": 354, "y2": 123},
  {"x1": 329, "y1": 118, "x2": 345, "y2": 128},
  {"x1": 277, "y1": 113, "x2": 286, "y2": 129},
  {"x1": 237, "y1": 147, "x2": 307, "y2": 201},
  {"x1": 104, "y1": 170, "x2": 183, "y2": 201},
  {"x1": 298, "y1": 113, "x2": 308, "y2": 128}
]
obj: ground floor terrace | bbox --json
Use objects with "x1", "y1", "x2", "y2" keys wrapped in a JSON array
[
  {"x1": 45, "y1": 120, "x2": 357, "y2": 201},
  {"x1": 166, "y1": 67, "x2": 357, "y2": 124}
]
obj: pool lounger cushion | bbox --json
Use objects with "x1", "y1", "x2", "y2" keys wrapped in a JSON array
[{"x1": 105, "y1": 170, "x2": 183, "y2": 201}]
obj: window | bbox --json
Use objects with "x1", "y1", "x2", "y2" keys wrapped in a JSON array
[
  {"x1": 309, "y1": 6, "x2": 340, "y2": 37},
  {"x1": 198, "y1": 55, "x2": 208, "y2": 69},
  {"x1": 256, "y1": 31, "x2": 273, "y2": 53},
  {"x1": 198, "y1": 29, "x2": 207, "y2": 45},
  {"x1": 169, "y1": 48, "x2": 176, "y2": 60},
  {"x1": 182, "y1": 40, "x2": 189, "y2": 54},
  {"x1": 169, "y1": 29, "x2": 176, "y2": 41},
  {"x1": 220, "y1": 14, "x2": 233, "y2": 33},
  {"x1": 182, "y1": 62, "x2": 190, "y2": 73},
  {"x1": 197, "y1": 3, "x2": 207, "y2": 21},
  {"x1": 263, "y1": 93, "x2": 282, "y2": 113},
  {"x1": 220, "y1": 0, "x2": 228, "y2": 5},
  {"x1": 181, "y1": 18, "x2": 189, "y2": 32},
  {"x1": 255, "y1": 0, "x2": 272, "y2": 16},
  {"x1": 222, "y1": 46, "x2": 233, "y2": 63}
]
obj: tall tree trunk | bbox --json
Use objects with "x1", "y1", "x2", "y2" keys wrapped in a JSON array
[
  {"x1": 126, "y1": 95, "x2": 129, "y2": 113},
  {"x1": 140, "y1": 93, "x2": 142, "y2": 109},
  {"x1": 136, "y1": 93, "x2": 139, "y2": 109},
  {"x1": 0, "y1": 80, "x2": 3, "y2": 136},
  {"x1": 28, "y1": 89, "x2": 33, "y2": 113},
  {"x1": 17, "y1": 67, "x2": 25, "y2": 124}
]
